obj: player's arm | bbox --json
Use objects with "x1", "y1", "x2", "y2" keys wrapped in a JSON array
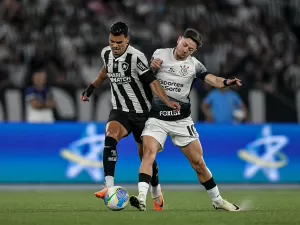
[
  {"x1": 204, "y1": 74, "x2": 242, "y2": 88},
  {"x1": 141, "y1": 71, "x2": 180, "y2": 110},
  {"x1": 195, "y1": 59, "x2": 242, "y2": 88},
  {"x1": 30, "y1": 99, "x2": 44, "y2": 109},
  {"x1": 137, "y1": 55, "x2": 180, "y2": 110},
  {"x1": 149, "y1": 49, "x2": 163, "y2": 74},
  {"x1": 92, "y1": 66, "x2": 108, "y2": 88},
  {"x1": 81, "y1": 66, "x2": 108, "y2": 102},
  {"x1": 149, "y1": 80, "x2": 177, "y2": 107}
]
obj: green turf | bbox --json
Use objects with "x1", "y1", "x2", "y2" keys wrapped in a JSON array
[{"x1": 0, "y1": 190, "x2": 298, "y2": 225}]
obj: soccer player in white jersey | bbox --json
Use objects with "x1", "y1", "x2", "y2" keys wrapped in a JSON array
[
  {"x1": 81, "y1": 22, "x2": 180, "y2": 211},
  {"x1": 130, "y1": 28, "x2": 242, "y2": 212}
]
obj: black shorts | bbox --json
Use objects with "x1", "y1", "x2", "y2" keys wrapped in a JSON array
[{"x1": 107, "y1": 109, "x2": 149, "y2": 144}]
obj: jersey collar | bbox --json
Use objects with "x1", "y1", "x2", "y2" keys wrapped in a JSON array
[{"x1": 113, "y1": 45, "x2": 130, "y2": 61}]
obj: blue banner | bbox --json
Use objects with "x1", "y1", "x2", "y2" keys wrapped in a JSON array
[{"x1": 0, "y1": 123, "x2": 299, "y2": 184}]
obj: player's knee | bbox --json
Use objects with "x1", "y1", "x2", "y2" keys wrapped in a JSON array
[
  {"x1": 191, "y1": 157, "x2": 206, "y2": 174},
  {"x1": 106, "y1": 130, "x2": 120, "y2": 141},
  {"x1": 142, "y1": 145, "x2": 156, "y2": 164}
]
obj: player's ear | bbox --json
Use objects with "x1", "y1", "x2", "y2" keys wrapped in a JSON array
[
  {"x1": 126, "y1": 36, "x2": 130, "y2": 44},
  {"x1": 177, "y1": 36, "x2": 182, "y2": 44}
]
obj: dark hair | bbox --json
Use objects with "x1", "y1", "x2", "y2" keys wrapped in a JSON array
[
  {"x1": 183, "y1": 28, "x2": 202, "y2": 48},
  {"x1": 110, "y1": 21, "x2": 129, "y2": 37}
]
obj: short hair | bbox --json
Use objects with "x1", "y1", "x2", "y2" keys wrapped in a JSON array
[
  {"x1": 110, "y1": 21, "x2": 129, "y2": 37},
  {"x1": 183, "y1": 28, "x2": 202, "y2": 48}
]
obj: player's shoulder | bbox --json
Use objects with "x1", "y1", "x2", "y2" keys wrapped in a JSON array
[
  {"x1": 24, "y1": 86, "x2": 35, "y2": 94},
  {"x1": 127, "y1": 45, "x2": 147, "y2": 58},
  {"x1": 153, "y1": 48, "x2": 172, "y2": 56},
  {"x1": 101, "y1": 46, "x2": 111, "y2": 56},
  {"x1": 190, "y1": 56, "x2": 202, "y2": 65},
  {"x1": 190, "y1": 56, "x2": 207, "y2": 71}
]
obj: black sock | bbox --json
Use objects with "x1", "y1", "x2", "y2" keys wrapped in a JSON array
[
  {"x1": 150, "y1": 160, "x2": 159, "y2": 187},
  {"x1": 103, "y1": 136, "x2": 118, "y2": 177},
  {"x1": 201, "y1": 177, "x2": 217, "y2": 190},
  {"x1": 139, "y1": 173, "x2": 152, "y2": 184}
]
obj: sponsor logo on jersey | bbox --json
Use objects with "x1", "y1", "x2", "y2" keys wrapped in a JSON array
[
  {"x1": 137, "y1": 62, "x2": 147, "y2": 72},
  {"x1": 108, "y1": 72, "x2": 131, "y2": 83},
  {"x1": 159, "y1": 110, "x2": 181, "y2": 116},
  {"x1": 158, "y1": 79, "x2": 183, "y2": 92},
  {"x1": 168, "y1": 68, "x2": 175, "y2": 73}
]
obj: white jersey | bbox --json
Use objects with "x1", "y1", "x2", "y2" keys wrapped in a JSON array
[{"x1": 150, "y1": 48, "x2": 208, "y2": 121}]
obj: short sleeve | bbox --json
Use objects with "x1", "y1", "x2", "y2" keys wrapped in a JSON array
[
  {"x1": 136, "y1": 54, "x2": 150, "y2": 76},
  {"x1": 101, "y1": 47, "x2": 110, "y2": 68},
  {"x1": 194, "y1": 58, "x2": 209, "y2": 80},
  {"x1": 151, "y1": 49, "x2": 161, "y2": 61},
  {"x1": 25, "y1": 87, "x2": 36, "y2": 102}
]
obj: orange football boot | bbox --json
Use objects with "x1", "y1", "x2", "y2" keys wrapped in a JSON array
[
  {"x1": 94, "y1": 187, "x2": 108, "y2": 199},
  {"x1": 152, "y1": 194, "x2": 164, "y2": 211}
]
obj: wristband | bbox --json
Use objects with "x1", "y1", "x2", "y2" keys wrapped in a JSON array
[
  {"x1": 88, "y1": 83, "x2": 96, "y2": 90},
  {"x1": 223, "y1": 79, "x2": 229, "y2": 87}
]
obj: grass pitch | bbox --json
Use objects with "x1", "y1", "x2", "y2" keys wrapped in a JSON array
[{"x1": 0, "y1": 190, "x2": 298, "y2": 225}]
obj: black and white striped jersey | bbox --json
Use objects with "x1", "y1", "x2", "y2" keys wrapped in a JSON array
[{"x1": 101, "y1": 45, "x2": 153, "y2": 113}]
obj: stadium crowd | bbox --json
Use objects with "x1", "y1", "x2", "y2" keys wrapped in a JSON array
[{"x1": 0, "y1": 0, "x2": 300, "y2": 95}]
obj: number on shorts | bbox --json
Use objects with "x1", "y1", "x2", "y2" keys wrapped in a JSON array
[{"x1": 186, "y1": 124, "x2": 196, "y2": 136}]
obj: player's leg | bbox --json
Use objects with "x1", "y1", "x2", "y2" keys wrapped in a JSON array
[
  {"x1": 130, "y1": 118, "x2": 167, "y2": 211},
  {"x1": 94, "y1": 110, "x2": 130, "y2": 199},
  {"x1": 136, "y1": 141, "x2": 163, "y2": 211},
  {"x1": 136, "y1": 143, "x2": 161, "y2": 194},
  {"x1": 178, "y1": 139, "x2": 240, "y2": 211},
  {"x1": 130, "y1": 114, "x2": 163, "y2": 211}
]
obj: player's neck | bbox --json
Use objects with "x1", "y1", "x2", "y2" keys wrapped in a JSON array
[{"x1": 34, "y1": 84, "x2": 45, "y2": 90}]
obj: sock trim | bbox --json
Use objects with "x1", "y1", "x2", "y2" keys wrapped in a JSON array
[{"x1": 201, "y1": 177, "x2": 216, "y2": 190}]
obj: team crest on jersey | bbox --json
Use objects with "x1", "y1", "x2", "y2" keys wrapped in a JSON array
[
  {"x1": 180, "y1": 65, "x2": 189, "y2": 76},
  {"x1": 121, "y1": 62, "x2": 129, "y2": 72}
]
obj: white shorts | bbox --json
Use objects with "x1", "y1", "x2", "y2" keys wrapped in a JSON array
[{"x1": 141, "y1": 116, "x2": 199, "y2": 149}]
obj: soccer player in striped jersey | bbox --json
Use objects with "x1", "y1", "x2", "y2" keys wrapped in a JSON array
[
  {"x1": 81, "y1": 21, "x2": 180, "y2": 211},
  {"x1": 130, "y1": 28, "x2": 242, "y2": 212}
]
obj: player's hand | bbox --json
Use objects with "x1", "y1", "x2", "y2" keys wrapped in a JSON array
[
  {"x1": 151, "y1": 58, "x2": 163, "y2": 70},
  {"x1": 81, "y1": 84, "x2": 96, "y2": 102},
  {"x1": 225, "y1": 77, "x2": 242, "y2": 87},
  {"x1": 166, "y1": 101, "x2": 181, "y2": 111}
]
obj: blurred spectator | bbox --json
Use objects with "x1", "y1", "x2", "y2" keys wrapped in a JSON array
[
  {"x1": 0, "y1": 0, "x2": 298, "y2": 120},
  {"x1": 201, "y1": 88, "x2": 248, "y2": 124},
  {"x1": 24, "y1": 69, "x2": 56, "y2": 123}
]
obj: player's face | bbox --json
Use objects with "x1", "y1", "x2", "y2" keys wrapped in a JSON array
[
  {"x1": 109, "y1": 34, "x2": 129, "y2": 57},
  {"x1": 33, "y1": 71, "x2": 46, "y2": 86},
  {"x1": 175, "y1": 37, "x2": 197, "y2": 59}
]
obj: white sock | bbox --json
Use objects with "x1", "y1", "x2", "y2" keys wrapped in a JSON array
[
  {"x1": 105, "y1": 176, "x2": 114, "y2": 188},
  {"x1": 207, "y1": 186, "x2": 222, "y2": 202},
  {"x1": 138, "y1": 182, "x2": 149, "y2": 201},
  {"x1": 151, "y1": 184, "x2": 161, "y2": 199}
]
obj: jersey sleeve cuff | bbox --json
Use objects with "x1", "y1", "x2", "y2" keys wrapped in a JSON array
[
  {"x1": 197, "y1": 71, "x2": 209, "y2": 80},
  {"x1": 139, "y1": 70, "x2": 156, "y2": 86}
]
